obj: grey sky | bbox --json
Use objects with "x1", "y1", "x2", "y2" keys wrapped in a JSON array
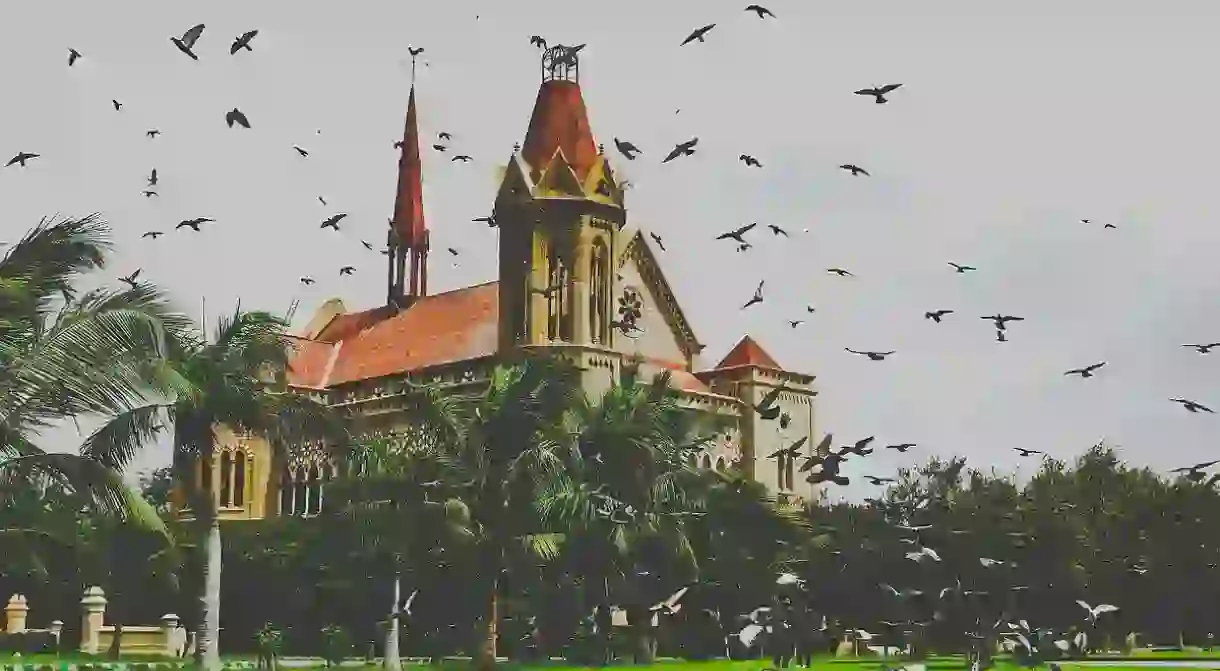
[{"x1": 5, "y1": 1, "x2": 1220, "y2": 496}]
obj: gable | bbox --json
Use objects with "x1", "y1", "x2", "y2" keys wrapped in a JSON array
[{"x1": 612, "y1": 232, "x2": 703, "y2": 366}]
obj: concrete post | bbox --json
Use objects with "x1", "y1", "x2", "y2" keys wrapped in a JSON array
[
  {"x1": 161, "y1": 614, "x2": 181, "y2": 657},
  {"x1": 80, "y1": 586, "x2": 107, "y2": 654},
  {"x1": 4, "y1": 594, "x2": 28, "y2": 633},
  {"x1": 49, "y1": 620, "x2": 63, "y2": 649}
]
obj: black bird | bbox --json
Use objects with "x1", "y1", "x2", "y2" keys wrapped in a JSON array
[
  {"x1": 339, "y1": 266, "x2": 356, "y2": 276},
  {"x1": 767, "y1": 224, "x2": 789, "y2": 237},
  {"x1": 680, "y1": 24, "x2": 716, "y2": 46},
  {"x1": 983, "y1": 314, "x2": 1024, "y2": 330},
  {"x1": 119, "y1": 269, "x2": 141, "y2": 288},
  {"x1": 740, "y1": 154, "x2": 763, "y2": 168},
  {"x1": 294, "y1": 145, "x2": 309, "y2": 157},
  {"x1": 321, "y1": 214, "x2": 348, "y2": 231},
  {"x1": 225, "y1": 108, "x2": 250, "y2": 129},
  {"x1": 1014, "y1": 447, "x2": 1042, "y2": 457},
  {"x1": 864, "y1": 475, "x2": 895, "y2": 486},
  {"x1": 996, "y1": 330, "x2": 1008, "y2": 342},
  {"x1": 796, "y1": 435, "x2": 835, "y2": 473},
  {"x1": 788, "y1": 320, "x2": 803, "y2": 329},
  {"x1": 846, "y1": 348, "x2": 894, "y2": 361},
  {"x1": 1065, "y1": 362, "x2": 1106, "y2": 378},
  {"x1": 855, "y1": 83, "x2": 904, "y2": 104},
  {"x1": 925, "y1": 309, "x2": 953, "y2": 322},
  {"x1": 530, "y1": 36, "x2": 547, "y2": 50},
  {"x1": 662, "y1": 138, "x2": 698, "y2": 163},
  {"x1": 745, "y1": 5, "x2": 776, "y2": 18},
  {"x1": 171, "y1": 24, "x2": 206, "y2": 60},
  {"x1": 716, "y1": 223, "x2": 756, "y2": 244},
  {"x1": 473, "y1": 215, "x2": 496, "y2": 228},
  {"x1": 1104, "y1": 223, "x2": 1117, "y2": 229},
  {"x1": 1183, "y1": 343, "x2": 1220, "y2": 354},
  {"x1": 827, "y1": 268, "x2": 854, "y2": 277},
  {"x1": 6, "y1": 152, "x2": 39, "y2": 167},
  {"x1": 299, "y1": 277, "x2": 315, "y2": 286},
  {"x1": 806, "y1": 305, "x2": 817, "y2": 313},
  {"x1": 409, "y1": 47, "x2": 424, "y2": 57},
  {"x1": 886, "y1": 443, "x2": 917, "y2": 453},
  {"x1": 112, "y1": 100, "x2": 122, "y2": 111},
  {"x1": 1171, "y1": 460, "x2": 1220, "y2": 482},
  {"x1": 142, "y1": 190, "x2": 158, "y2": 198},
  {"x1": 742, "y1": 280, "x2": 765, "y2": 310},
  {"x1": 230, "y1": 30, "x2": 258, "y2": 54},
  {"x1": 141, "y1": 231, "x2": 163, "y2": 239},
  {"x1": 736, "y1": 243, "x2": 753, "y2": 253},
  {"x1": 614, "y1": 138, "x2": 642, "y2": 160},
  {"x1": 839, "y1": 436, "x2": 876, "y2": 456},
  {"x1": 650, "y1": 232, "x2": 666, "y2": 251},
  {"x1": 447, "y1": 247, "x2": 459, "y2": 256},
  {"x1": 432, "y1": 144, "x2": 447, "y2": 152},
  {"x1": 146, "y1": 129, "x2": 161, "y2": 139},
  {"x1": 68, "y1": 48, "x2": 82, "y2": 66},
  {"x1": 948, "y1": 262, "x2": 976, "y2": 273},
  {"x1": 361, "y1": 240, "x2": 373, "y2": 251},
  {"x1": 438, "y1": 131, "x2": 452, "y2": 141},
  {"x1": 393, "y1": 140, "x2": 404, "y2": 149},
  {"x1": 753, "y1": 386, "x2": 786, "y2": 420},
  {"x1": 452, "y1": 155, "x2": 473, "y2": 162},
  {"x1": 1170, "y1": 398, "x2": 1215, "y2": 413},
  {"x1": 767, "y1": 436, "x2": 809, "y2": 461},
  {"x1": 176, "y1": 217, "x2": 214, "y2": 232},
  {"x1": 147, "y1": 169, "x2": 158, "y2": 187}
]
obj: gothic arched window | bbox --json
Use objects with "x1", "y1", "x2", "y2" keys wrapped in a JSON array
[
  {"x1": 547, "y1": 245, "x2": 571, "y2": 341},
  {"x1": 233, "y1": 451, "x2": 247, "y2": 507},
  {"x1": 700, "y1": 454, "x2": 711, "y2": 470},
  {"x1": 279, "y1": 468, "x2": 295, "y2": 516},
  {"x1": 305, "y1": 465, "x2": 321, "y2": 516},
  {"x1": 219, "y1": 453, "x2": 232, "y2": 507},
  {"x1": 590, "y1": 241, "x2": 610, "y2": 344}
]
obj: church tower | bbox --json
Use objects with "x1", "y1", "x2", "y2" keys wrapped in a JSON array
[
  {"x1": 387, "y1": 77, "x2": 429, "y2": 309},
  {"x1": 494, "y1": 45, "x2": 627, "y2": 351}
]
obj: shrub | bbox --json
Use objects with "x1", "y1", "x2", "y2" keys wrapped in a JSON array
[{"x1": 0, "y1": 631, "x2": 58, "y2": 654}]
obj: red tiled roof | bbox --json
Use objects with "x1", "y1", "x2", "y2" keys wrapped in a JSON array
[
  {"x1": 288, "y1": 282, "x2": 499, "y2": 388},
  {"x1": 285, "y1": 335, "x2": 337, "y2": 388},
  {"x1": 713, "y1": 335, "x2": 782, "y2": 370},
  {"x1": 642, "y1": 357, "x2": 710, "y2": 394},
  {"x1": 391, "y1": 85, "x2": 426, "y2": 248},
  {"x1": 520, "y1": 80, "x2": 599, "y2": 181}
]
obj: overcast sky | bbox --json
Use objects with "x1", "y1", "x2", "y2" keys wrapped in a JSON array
[{"x1": 4, "y1": 1, "x2": 1220, "y2": 496}]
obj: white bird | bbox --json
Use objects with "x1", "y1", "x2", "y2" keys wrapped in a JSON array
[
  {"x1": 905, "y1": 547, "x2": 942, "y2": 563},
  {"x1": 776, "y1": 572, "x2": 803, "y2": 586},
  {"x1": 650, "y1": 586, "x2": 689, "y2": 616},
  {"x1": 1076, "y1": 600, "x2": 1118, "y2": 625}
]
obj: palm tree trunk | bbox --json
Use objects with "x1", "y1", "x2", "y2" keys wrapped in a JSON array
[
  {"x1": 384, "y1": 574, "x2": 402, "y2": 671},
  {"x1": 196, "y1": 513, "x2": 223, "y2": 671},
  {"x1": 472, "y1": 577, "x2": 498, "y2": 671}
]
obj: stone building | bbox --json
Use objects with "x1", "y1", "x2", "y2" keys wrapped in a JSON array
[{"x1": 193, "y1": 47, "x2": 822, "y2": 521}]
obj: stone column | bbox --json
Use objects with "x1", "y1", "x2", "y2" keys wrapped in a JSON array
[
  {"x1": 4, "y1": 594, "x2": 28, "y2": 633},
  {"x1": 161, "y1": 614, "x2": 181, "y2": 657},
  {"x1": 80, "y1": 586, "x2": 107, "y2": 654},
  {"x1": 49, "y1": 620, "x2": 63, "y2": 649}
]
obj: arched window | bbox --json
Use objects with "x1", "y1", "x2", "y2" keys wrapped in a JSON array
[
  {"x1": 294, "y1": 470, "x2": 308, "y2": 516},
  {"x1": 233, "y1": 451, "x2": 247, "y2": 507},
  {"x1": 547, "y1": 245, "x2": 571, "y2": 341},
  {"x1": 589, "y1": 241, "x2": 610, "y2": 344},
  {"x1": 715, "y1": 457, "x2": 726, "y2": 472},
  {"x1": 700, "y1": 454, "x2": 712, "y2": 470},
  {"x1": 305, "y1": 466, "x2": 321, "y2": 516},
  {"x1": 279, "y1": 468, "x2": 295, "y2": 516}
]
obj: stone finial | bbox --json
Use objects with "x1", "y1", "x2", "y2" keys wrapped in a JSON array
[
  {"x1": 80, "y1": 586, "x2": 107, "y2": 655},
  {"x1": 5, "y1": 594, "x2": 29, "y2": 633}
]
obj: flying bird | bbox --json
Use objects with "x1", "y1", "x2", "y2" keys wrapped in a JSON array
[
  {"x1": 141, "y1": 231, "x2": 163, "y2": 239},
  {"x1": 447, "y1": 247, "x2": 459, "y2": 256},
  {"x1": 855, "y1": 83, "x2": 904, "y2": 104},
  {"x1": 408, "y1": 47, "x2": 424, "y2": 57},
  {"x1": 142, "y1": 190, "x2": 158, "y2": 198},
  {"x1": 432, "y1": 144, "x2": 447, "y2": 152},
  {"x1": 299, "y1": 277, "x2": 315, "y2": 286},
  {"x1": 118, "y1": 269, "x2": 141, "y2": 288},
  {"x1": 321, "y1": 214, "x2": 348, "y2": 231},
  {"x1": 739, "y1": 154, "x2": 763, "y2": 168},
  {"x1": 680, "y1": 24, "x2": 716, "y2": 46},
  {"x1": 438, "y1": 131, "x2": 452, "y2": 141},
  {"x1": 788, "y1": 320, "x2": 803, "y2": 329},
  {"x1": 147, "y1": 169, "x2": 158, "y2": 187},
  {"x1": 845, "y1": 349, "x2": 894, "y2": 361},
  {"x1": 225, "y1": 108, "x2": 250, "y2": 129},
  {"x1": 650, "y1": 232, "x2": 666, "y2": 251},
  {"x1": 171, "y1": 23, "x2": 206, "y2": 60},
  {"x1": 745, "y1": 5, "x2": 776, "y2": 18},
  {"x1": 983, "y1": 314, "x2": 1024, "y2": 330},
  {"x1": 863, "y1": 475, "x2": 895, "y2": 486},
  {"x1": 886, "y1": 443, "x2": 916, "y2": 453},
  {"x1": 662, "y1": 138, "x2": 698, "y2": 163},
  {"x1": 112, "y1": 100, "x2": 122, "y2": 111},
  {"x1": 530, "y1": 36, "x2": 547, "y2": 50},
  {"x1": 840, "y1": 164, "x2": 869, "y2": 176},
  {"x1": 451, "y1": 155, "x2": 473, "y2": 162},
  {"x1": 1170, "y1": 398, "x2": 1214, "y2": 413},
  {"x1": 1076, "y1": 601, "x2": 1118, "y2": 626},
  {"x1": 949, "y1": 262, "x2": 976, "y2": 273},
  {"x1": 230, "y1": 30, "x2": 258, "y2": 54},
  {"x1": 767, "y1": 224, "x2": 789, "y2": 237},
  {"x1": 362, "y1": 240, "x2": 374, "y2": 251},
  {"x1": 925, "y1": 310, "x2": 953, "y2": 323},
  {"x1": 614, "y1": 138, "x2": 642, "y2": 160},
  {"x1": 1170, "y1": 460, "x2": 1220, "y2": 483},
  {"x1": 753, "y1": 386, "x2": 786, "y2": 421},
  {"x1": 473, "y1": 215, "x2": 496, "y2": 228},
  {"x1": 742, "y1": 280, "x2": 765, "y2": 310},
  {"x1": 318, "y1": 196, "x2": 327, "y2": 206},
  {"x1": 1104, "y1": 222, "x2": 1117, "y2": 229},
  {"x1": 1183, "y1": 343, "x2": 1220, "y2": 354},
  {"x1": 176, "y1": 217, "x2": 214, "y2": 232},
  {"x1": 68, "y1": 48, "x2": 82, "y2": 66},
  {"x1": 827, "y1": 268, "x2": 854, "y2": 277},
  {"x1": 293, "y1": 146, "x2": 308, "y2": 157},
  {"x1": 6, "y1": 153, "x2": 39, "y2": 167},
  {"x1": 339, "y1": 266, "x2": 356, "y2": 276},
  {"x1": 146, "y1": 129, "x2": 161, "y2": 139},
  {"x1": 839, "y1": 437, "x2": 876, "y2": 457},
  {"x1": 1064, "y1": 362, "x2": 1106, "y2": 378},
  {"x1": 716, "y1": 223, "x2": 756, "y2": 244},
  {"x1": 1014, "y1": 447, "x2": 1042, "y2": 457},
  {"x1": 996, "y1": 330, "x2": 1008, "y2": 342}
]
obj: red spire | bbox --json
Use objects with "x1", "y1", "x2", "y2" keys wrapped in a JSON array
[
  {"x1": 715, "y1": 335, "x2": 783, "y2": 370},
  {"x1": 392, "y1": 85, "x2": 426, "y2": 248},
  {"x1": 520, "y1": 79, "x2": 599, "y2": 180}
]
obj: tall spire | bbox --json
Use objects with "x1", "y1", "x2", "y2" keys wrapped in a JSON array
[{"x1": 388, "y1": 55, "x2": 428, "y2": 307}]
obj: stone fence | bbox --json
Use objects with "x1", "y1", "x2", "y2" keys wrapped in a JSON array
[{"x1": 3, "y1": 589, "x2": 186, "y2": 658}]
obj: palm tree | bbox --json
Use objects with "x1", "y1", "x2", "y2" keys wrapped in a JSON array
[
  {"x1": 409, "y1": 355, "x2": 578, "y2": 671},
  {"x1": 79, "y1": 306, "x2": 351, "y2": 671},
  {"x1": 1, "y1": 214, "x2": 188, "y2": 548}
]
